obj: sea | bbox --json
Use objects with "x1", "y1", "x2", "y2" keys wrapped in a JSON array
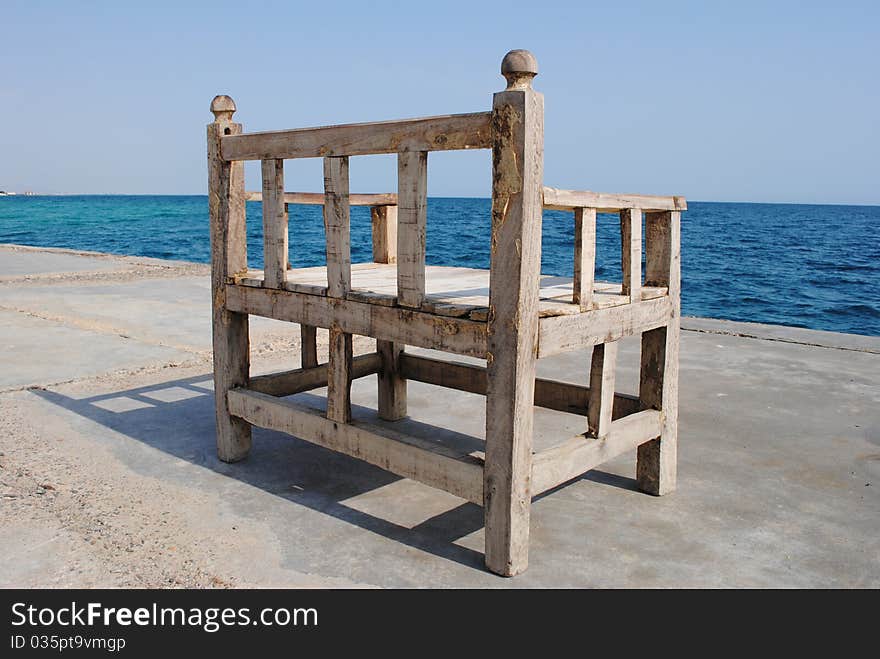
[{"x1": 1, "y1": 195, "x2": 878, "y2": 336}]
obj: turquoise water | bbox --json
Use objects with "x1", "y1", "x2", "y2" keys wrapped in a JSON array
[{"x1": 1, "y1": 195, "x2": 878, "y2": 336}]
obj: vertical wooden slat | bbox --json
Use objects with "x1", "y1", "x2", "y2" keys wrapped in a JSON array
[
  {"x1": 208, "y1": 95, "x2": 251, "y2": 462},
  {"x1": 323, "y1": 156, "x2": 352, "y2": 423},
  {"x1": 298, "y1": 192, "x2": 318, "y2": 369},
  {"x1": 483, "y1": 51, "x2": 543, "y2": 577},
  {"x1": 644, "y1": 210, "x2": 671, "y2": 286},
  {"x1": 620, "y1": 208, "x2": 642, "y2": 301},
  {"x1": 637, "y1": 211, "x2": 680, "y2": 495},
  {"x1": 261, "y1": 158, "x2": 287, "y2": 288},
  {"x1": 300, "y1": 324, "x2": 318, "y2": 369},
  {"x1": 587, "y1": 340, "x2": 618, "y2": 438},
  {"x1": 283, "y1": 202, "x2": 290, "y2": 257},
  {"x1": 377, "y1": 339, "x2": 407, "y2": 421},
  {"x1": 397, "y1": 151, "x2": 428, "y2": 308},
  {"x1": 573, "y1": 207, "x2": 596, "y2": 310},
  {"x1": 326, "y1": 324, "x2": 353, "y2": 423},
  {"x1": 371, "y1": 205, "x2": 398, "y2": 264},
  {"x1": 323, "y1": 156, "x2": 351, "y2": 298}
]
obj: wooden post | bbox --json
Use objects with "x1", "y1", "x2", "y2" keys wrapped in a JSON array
[
  {"x1": 261, "y1": 158, "x2": 287, "y2": 288},
  {"x1": 323, "y1": 156, "x2": 353, "y2": 423},
  {"x1": 373, "y1": 201, "x2": 403, "y2": 416},
  {"x1": 484, "y1": 50, "x2": 544, "y2": 577},
  {"x1": 296, "y1": 193, "x2": 318, "y2": 370},
  {"x1": 573, "y1": 207, "x2": 596, "y2": 310},
  {"x1": 588, "y1": 340, "x2": 618, "y2": 439},
  {"x1": 301, "y1": 324, "x2": 318, "y2": 369},
  {"x1": 323, "y1": 157, "x2": 351, "y2": 297},
  {"x1": 372, "y1": 198, "x2": 405, "y2": 417},
  {"x1": 397, "y1": 152, "x2": 428, "y2": 308},
  {"x1": 620, "y1": 208, "x2": 642, "y2": 301},
  {"x1": 644, "y1": 210, "x2": 673, "y2": 287},
  {"x1": 377, "y1": 340, "x2": 407, "y2": 421},
  {"x1": 371, "y1": 205, "x2": 398, "y2": 264},
  {"x1": 327, "y1": 324, "x2": 353, "y2": 423},
  {"x1": 637, "y1": 211, "x2": 680, "y2": 495},
  {"x1": 208, "y1": 95, "x2": 251, "y2": 462}
]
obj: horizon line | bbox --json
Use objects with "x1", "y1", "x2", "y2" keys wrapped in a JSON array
[{"x1": 2, "y1": 193, "x2": 879, "y2": 208}]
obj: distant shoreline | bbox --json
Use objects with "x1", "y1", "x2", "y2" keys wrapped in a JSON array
[{"x1": 1, "y1": 194, "x2": 878, "y2": 207}]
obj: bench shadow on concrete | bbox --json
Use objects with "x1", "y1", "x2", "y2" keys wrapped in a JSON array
[{"x1": 34, "y1": 372, "x2": 635, "y2": 572}]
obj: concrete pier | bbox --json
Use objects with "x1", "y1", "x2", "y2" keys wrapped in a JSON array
[{"x1": 1, "y1": 243, "x2": 877, "y2": 587}]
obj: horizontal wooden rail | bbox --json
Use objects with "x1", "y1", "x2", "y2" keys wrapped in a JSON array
[
  {"x1": 227, "y1": 388, "x2": 485, "y2": 503},
  {"x1": 249, "y1": 353, "x2": 381, "y2": 397},
  {"x1": 245, "y1": 191, "x2": 398, "y2": 206},
  {"x1": 225, "y1": 284, "x2": 487, "y2": 358},
  {"x1": 542, "y1": 186, "x2": 687, "y2": 212},
  {"x1": 537, "y1": 297, "x2": 673, "y2": 358},
  {"x1": 399, "y1": 353, "x2": 640, "y2": 418},
  {"x1": 222, "y1": 112, "x2": 493, "y2": 161},
  {"x1": 531, "y1": 409, "x2": 663, "y2": 495}
]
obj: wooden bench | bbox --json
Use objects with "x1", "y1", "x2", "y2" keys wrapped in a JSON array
[{"x1": 207, "y1": 49, "x2": 683, "y2": 576}]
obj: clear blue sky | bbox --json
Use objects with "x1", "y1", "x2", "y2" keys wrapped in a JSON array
[{"x1": 2, "y1": 0, "x2": 877, "y2": 204}]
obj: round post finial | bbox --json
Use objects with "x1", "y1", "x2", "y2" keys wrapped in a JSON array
[
  {"x1": 210, "y1": 95, "x2": 236, "y2": 122},
  {"x1": 501, "y1": 50, "x2": 538, "y2": 90}
]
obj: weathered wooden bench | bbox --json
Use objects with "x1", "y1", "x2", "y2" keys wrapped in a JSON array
[{"x1": 207, "y1": 49, "x2": 683, "y2": 576}]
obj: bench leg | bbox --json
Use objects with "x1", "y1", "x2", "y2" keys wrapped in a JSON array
[
  {"x1": 637, "y1": 320, "x2": 679, "y2": 495},
  {"x1": 301, "y1": 324, "x2": 319, "y2": 369},
  {"x1": 588, "y1": 340, "x2": 619, "y2": 439},
  {"x1": 326, "y1": 324, "x2": 353, "y2": 424},
  {"x1": 483, "y1": 69, "x2": 543, "y2": 576},
  {"x1": 213, "y1": 309, "x2": 251, "y2": 462},
  {"x1": 483, "y1": 385, "x2": 533, "y2": 577},
  {"x1": 484, "y1": 355, "x2": 537, "y2": 577},
  {"x1": 208, "y1": 112, "x2": 251, "y2": 463},
  {"x1": 377, "y1": 340, "x2": 407, "y2": 421}
]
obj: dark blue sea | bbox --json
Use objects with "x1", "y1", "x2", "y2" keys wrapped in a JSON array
[{"x1": 1, "y1": 195, "x2": 878, "y2": 336}]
